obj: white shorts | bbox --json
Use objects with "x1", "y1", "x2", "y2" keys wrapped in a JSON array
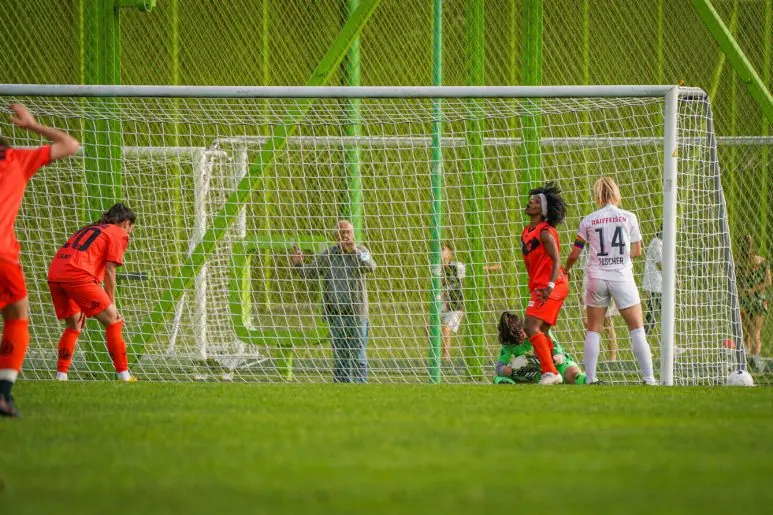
[
  {"x1": 585, "y1": 277, "x2": 641, "y2": 310},
  {"x1": 442, "y1": 311, "x2": 464, "y2": 333}
]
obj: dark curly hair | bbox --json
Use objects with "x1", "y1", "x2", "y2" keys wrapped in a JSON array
[
  {"x1": 498, "y1": 311, "x2": 525, "y2": 346},
  {"x1": 529, "y1": 181, "x2": 566, "y2": 227},
  {"x1": 95, "y1": 202, "x2": 136, "y2": 226}
]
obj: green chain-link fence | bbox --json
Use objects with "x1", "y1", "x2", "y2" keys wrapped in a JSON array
[{"x1": 1, "y1": 0, "x2": 771, "y2": 380}]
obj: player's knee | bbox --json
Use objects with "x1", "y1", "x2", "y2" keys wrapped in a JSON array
[
  {"x1": 619, "y1": 306, "x2": 643, "y2": 331},
  {"x1": 64, "y1": 313, "x2": 84, "y2": 330},
  {"x1": 523, "y1": 317, "x2": 541, "y2": 336},
  {"x1": 94, "y1": 305, "x2": 120, "y2": 326},
  {"x1": 586, "y1": 319, "x2": 604, "y2": 333},
  {"x1": 564, "y1": 366, "x2": 579, "y2": 384}
]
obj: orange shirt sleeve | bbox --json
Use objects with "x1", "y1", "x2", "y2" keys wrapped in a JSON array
[
  {"x1": 15, "y1": 146, "x2": 52, "y2": 179},
  {"x1": 105, "y1": 227, "x2": 129, "y2": 266}
]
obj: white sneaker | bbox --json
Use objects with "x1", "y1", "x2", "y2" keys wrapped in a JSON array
[
  {"x1": 117, "y1": 371, "x2": 137, "y2": 382},
  {"x1": 56, "y1": 372, "x2": 68, "y2": 382},
  {"x1": 538, "y1": 372, "x2": 563, "y2": 385},
  {"x1": 643, "y1": 377, "x2": 658, "y2": 386}
]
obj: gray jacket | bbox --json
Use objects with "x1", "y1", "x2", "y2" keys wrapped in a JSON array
[{"x1": 295, "y1": 244, "x2": 377, "y2": 318}]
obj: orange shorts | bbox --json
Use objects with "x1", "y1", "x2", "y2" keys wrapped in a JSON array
[
  {"x1": 526, "y1": 281, "x2": 569, "y2": 326},
  {"x1": 0, "y1": 259, "x2": 27, "y2": 310},
  {"x1": 48, "y1": 281, "x2": 111, "y2": 319}
]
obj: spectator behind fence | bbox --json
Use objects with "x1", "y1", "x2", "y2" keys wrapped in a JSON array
[{"x1": 290, "y1": 220, "x2": 376, "y2": 383}]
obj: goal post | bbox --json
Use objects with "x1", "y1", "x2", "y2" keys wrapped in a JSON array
[
  {"x1": 661, "y1": 85, "x2": 679, "y2": 386},
  {"x1": 5, "y1": 84, "x2": 744, "y2": 384}
]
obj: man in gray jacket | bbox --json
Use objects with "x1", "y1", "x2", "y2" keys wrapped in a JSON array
[{"x1": 290, "y1": 220, "x2": 376, "y2": 383}]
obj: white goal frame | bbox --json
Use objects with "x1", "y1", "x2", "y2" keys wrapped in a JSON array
[{"x1": 1, "y1": 84, "x2": 741, "y2": 385}]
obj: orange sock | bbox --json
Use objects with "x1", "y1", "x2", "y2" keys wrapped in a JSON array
[
  {"x1": 0, "y1": 318, "x2": 30, "y2": 376},
  {"x1": 57, "y1": 328, "x2": 81, "y2": 373},
  {"x1": 105, "y1": 320, "x2": 128, "y2": 374},
  {"x1": 530, "y1": 332, "x2": 558, "y2": 375}
]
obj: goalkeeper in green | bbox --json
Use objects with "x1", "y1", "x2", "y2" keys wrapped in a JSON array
[{"x1": 494, "y1": 311, "x2": 587, "y2": 384}]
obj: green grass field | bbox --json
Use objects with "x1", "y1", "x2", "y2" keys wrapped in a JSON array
[{"x1": 3, "y1": 383, "x2": 773, "y2": 515}]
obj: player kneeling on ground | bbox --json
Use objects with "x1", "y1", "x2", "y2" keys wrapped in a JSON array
[
  {"x1": 47, "y1": 203, "x2": 137, "y2": 382},
  {"x1": 493, "y1": 311, "x2": 586, "y2": 385}
]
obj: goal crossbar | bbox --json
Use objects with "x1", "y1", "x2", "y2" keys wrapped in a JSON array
[{"x1": 0, "y1": 84, "x2": 698, "y2": 99}]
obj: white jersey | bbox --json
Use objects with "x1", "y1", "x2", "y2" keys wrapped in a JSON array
[{"x1": 577, "y1": 204, "x2": 642, "y2": 281}]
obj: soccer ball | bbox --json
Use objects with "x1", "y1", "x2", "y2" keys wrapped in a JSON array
[{"x1": 726, "y1": 370, "x2": 754, "y2": 387}]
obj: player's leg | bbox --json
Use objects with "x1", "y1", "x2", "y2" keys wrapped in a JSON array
[
  {"x1": 524, "y1": 315, "x2": 559, "y2": 379},
  {"x1": 0, "y1": 299, "x2": 29, "y2": 417},
  {"x1": 539, "y1": 321, "x2": 555, "y2": 354},
  {"x1": 584, "y1": 305, "x2": 606, "y2": 383},
  {"x1": 525, "y1": 283, "x2": 568, "y2": 384},
  {"x1": 64, "y1": 282, "x2": 136, "y2": 381},
  {"x1": 559, "y1": 363, "x2": 587, "y2": 385},
  {"x1": 48, "y1": 281, "x2": 84, "y2": 381},
  {"x1": 92, "y1": 305, "x2": 132, "y2": 381},
  {"x1": 614, "y1": 282, "x2": 656, "y2": 385},
  {"x1": 56, "y1": 312, "x2": 85, "y2": 381},
  {"x1": 584, "y1": 277, "x2": 609, "y2": 384},
  {"x1": 0, "y1": 261, "x2": 31, "y2": 417}
]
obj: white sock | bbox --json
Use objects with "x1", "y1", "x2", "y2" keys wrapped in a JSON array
[
  {"x1": 631, "y1": 327, "x2": 655, "y2": 382},
  {"x1": 0, "y1": 369, "x2": 19, "y2": 382},
  {"x1": 584, "y1": 331, "x2": 601, "y2": 383},
  {"x1": 117, "y1": 371, "x2": 132, "y2": 381}
]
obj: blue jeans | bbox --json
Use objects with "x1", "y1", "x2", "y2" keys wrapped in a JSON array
[{"x1": 325, "y1": 313, "x2": 369, "y2": 383}]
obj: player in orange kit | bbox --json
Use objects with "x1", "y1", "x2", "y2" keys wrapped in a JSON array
[
  {"x1": 0, "y1": 103, "x2": 80, "y2": 417},
  {"x1": 48, "y1": 203, "x2": 137, "y2": 382},
  {"x1": 520, "y1": 182, "x2": 569, "y2": 385}
]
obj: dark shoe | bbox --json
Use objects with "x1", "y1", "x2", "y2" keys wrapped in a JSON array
[{"x1": 0, "y1": 395, "x2": 21, "y2": 418}]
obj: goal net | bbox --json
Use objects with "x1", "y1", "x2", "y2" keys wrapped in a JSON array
[{"x1": 7, "y1": 85, "x2": 742, "y2": 385}]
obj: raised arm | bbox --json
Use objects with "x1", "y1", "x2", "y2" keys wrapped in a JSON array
[
  {"x1": 290, "y1": 246, "x2": 321, "y2": 280},
  {"x1": 10, "y1": 104, "x2": 80, "y2": 161},
  {"x1": 356, "y1": 246, "x2": 377, "y2": 273}
]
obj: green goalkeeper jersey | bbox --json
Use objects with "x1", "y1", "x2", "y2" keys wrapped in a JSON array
[{"x1": 496, "y1": 340, "x2": 580, "y2": 383}]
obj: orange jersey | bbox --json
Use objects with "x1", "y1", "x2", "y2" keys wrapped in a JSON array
[
  {"x1": 0, "y1": 146, "x2": 51, "y2": 263},
  {"x1": 48, "y1": 224, "x2": 129, "y2": 283},
  {"x1": 521, "y1": 221, "x2": 567, "y2": 291}
]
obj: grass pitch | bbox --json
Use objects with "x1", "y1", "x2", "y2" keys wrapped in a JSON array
[{"x1": 2, "y1": 383, "x2": 772, "y2": 515}]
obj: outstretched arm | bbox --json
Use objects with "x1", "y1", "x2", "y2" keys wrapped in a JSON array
[
  {"x1": 9, "y1": 104, "x2": 80, "y2": 161},
  {"x1": 290, "y1": 247, "x2": 321, "y2": 280}
]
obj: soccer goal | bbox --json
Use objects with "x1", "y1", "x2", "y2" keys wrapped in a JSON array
[{"x1": 5, "y1": 84, "x2": 743, "y2": 385}]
